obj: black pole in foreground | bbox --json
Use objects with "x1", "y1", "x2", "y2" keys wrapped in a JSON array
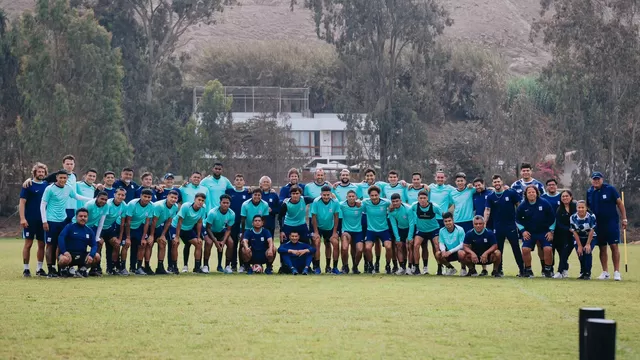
[
  {"x1": 579, "y1": 307, "x2": 605, "y2": 360},
  {"x1": 586, "y1": 319, "x2": 617, "y2": 360}
]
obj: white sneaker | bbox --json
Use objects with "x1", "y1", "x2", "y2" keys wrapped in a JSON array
[
  {"x1": 395, "y1": 268, "x2": 406, "y2": 275},
  {"x1": 553, "y1": 272, "x2": 563, "y2": 279},
  {"x1": 405, "y1": 267, "x2": 413, "y2": 275},
  {"x1": 238, "y1": 265, "x2": 245, "y2": 273},
  {"x1": 562, "y1": 270, "x2": 569, "y2": 278},
  {"x1": 597, "y1": 271, "x2": 610, "y2": 280},
  {"x1": 181, "y1": 265, "x2": 188, "y2": 273},
  {"x1": 613, "y1": 271, "x2": 622, "y2": 281},
  {"x1": 69, "y1": 267, "x2": 77, "y2": 276},
  {"x1": 446, "y1": 267, "x2": 457, "y2": 276},
  {"x1": 224, "y1": 265, "x2": 233, "y2": 274},
  {"x1": 460, "y1": 268, "x2": 468, "y2": 277},
  {"x1": 421, "y1": 267, "x2": 429, "y2": 275},
  {"x1": 201, "y1": 266, "x2": 210, "y2": 274}
]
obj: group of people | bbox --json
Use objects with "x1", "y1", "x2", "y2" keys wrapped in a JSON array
[{"x1": 18, "y1": 155, "x2": 628, "y2": 281}]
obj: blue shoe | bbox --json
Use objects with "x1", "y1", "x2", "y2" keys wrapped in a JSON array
[
  {"x1": 265, "y1": 267, "x2": 273, "y2": 275},
  {"x1": 216, "y1": 266, "x2": 224, "y2": 273},
  {"x1": 247, "y1": 268, "x2": 254, "y2": 275},
  {"x1": 291, "y1": 268, "x2": 299, "y2": 275},
  {"x1": 302, "y1": 268, "x2": 309, "y2": 275},
  {"x1": 332, "y1": 267, "x2": 341, "y2": 275},
  {"x1": 314, "y1": 267, "x2": 321, "y2": 275}
]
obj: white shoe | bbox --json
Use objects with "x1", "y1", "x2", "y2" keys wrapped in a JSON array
[
  {"x1": 181, "y1": 265, "x2": 188, "y2": 273},
  {"x1": 238, "y1": 265, "x2": 245, "y2": 273},
  {"x1": 613, "y1": 271, "x2": 622, "y2": 281},
  {"x1": 395, "y1": 268, "x2": 406, "y2": 275},
  {"x1": 224, "y1": 265, "x2": 233, "y2": 274},
  {"x1": 421, "y1": 267, "x2": 429, "y2": 275},
  {"x1": 597, "y1": 271, "x2": 610, "y2": 280},
  {"x1": 562, "y1": 270, "x2": 569, "y2": 278},
  {"x1": 553, "y1": 272, "x2": 563, "y2": 279},
  {"x1": 460, "y1": 268, "x2": 468, "y2": 277},
  {"x1": 405, "y1": 267, "x2": 413, "y2": 275},
  {"x1": 446, "y1": 267, "x2": 457, "y2": 276},
  {"x1": 201, "y1": 266, "x2": 210, "y2": 274},
  {"x1": 69, "y1": 267, "x2": 77, "y2": 276}
]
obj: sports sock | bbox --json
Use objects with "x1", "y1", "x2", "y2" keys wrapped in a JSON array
[
  {"x1": 386, "y1": 260, "x2": 390, "y2": 267},
  {"x1": 326, "y1": 257, "x2": 331, "y2": 268},
  {"x1": 183, "y1": 246, "x2": 190, "y2": 267},
  {"x1": 157, "y1": 260, "x2": 164, "y2": 268},
  {"x1": 24, "y1": 264, "x2": 29, "y2": 270},
  {"x1": 540, "y1": 259, "x2": 545, "y2": 270},
  {"x1": 392, "y1": 259, "x2": 398, "y2": 268},
  {"x1": 400, "y1": 261, "x2": 406, "y2": 269},
  {"x1": 217, "y1": 251, "x2": 223, "y2": 266},
  {"x1": 137, "y1": 260, "x2": 142, "y2": 269},
  {"x1": 313, "y1": 260, "x2": 320, "y2": 269},
  {"x1": 195, "y1": 260, "x2": 201, "y2": 270},
  {"x1": 333, "y1": 260, "x2": 338, "y2": 268},
  {"x1": 37, "y1": 262, "x2": 43, "y2": 271},
  {"x1": 204, "y1": 258, "x2": 209, "y2": 267},
  {"x1": 375, "y1": 257, "x2": 380, "y2": 266}
]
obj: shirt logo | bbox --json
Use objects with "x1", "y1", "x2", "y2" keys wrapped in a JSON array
[
  {"x1": 484, "y1": 238, "x2": 487, "y2": 243},
  {"x1": 86, "y1": 234, "x2": 90, "y2": 239},
  {"x1": 538, "y1": 206, "x2": 543, "y2": 211},
  {"x1": 243, "y1": 195, "x2": 246, "y2": 199},
  {"x1": 261, "y1": 237, "x2": 265, "y2": 242},
  {"x1": 130, "y1": 185, "x2": 134, "y2": 189},
  {"x1": 505, "y1": 197, "x2": 509, "y2": 201},
  {"x1": 603, "y1": 195, "x2": 607, "y2": 199},
  {"x1": 73, "y1": 232, "x2": 78, "y2": 235},
  {"x1": 269, "y1": 199, "x2": 273, "y2": 203}
]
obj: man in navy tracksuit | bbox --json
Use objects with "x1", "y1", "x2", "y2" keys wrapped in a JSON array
[
  {"x1": 57, "y1": 208, "x2": 100, "y2": 278},
  {"x1": 278, "y1": 230, "x2": 315, "y2": 275},
  {"x1": 516, "y1": 186, "x2": 556, "y2": 278}
]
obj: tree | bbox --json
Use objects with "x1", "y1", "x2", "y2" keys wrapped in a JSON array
[
  {"x1": 296, "y1": 0, "x2": 452, "y2": 173},
  {"x1": 15, "y1": 0, "x2": 132, "y2": 171},
  {"x1": 198, "y1": 79, "x2": 233, "y2": 158}
]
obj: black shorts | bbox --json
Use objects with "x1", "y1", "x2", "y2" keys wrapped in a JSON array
[
  {"x1": 211, "y1": 231, "x2": 226, "y2": 242},
  {"x1": 318, "y1": 229, "x2": 336, "y2": 243},
  {"x1": 445, "y1": 252, "x2": 459, "y2": 262},
  {"x1": 69, "y1": 252, "x2": 88, "y2": 267},
  {"x1": 23, "y1": 221, "x2": 45, "y2": 242}
]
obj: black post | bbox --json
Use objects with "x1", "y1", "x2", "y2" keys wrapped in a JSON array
[
  {"x1": 579, "y1": 307, "x2": 605, "y2": 360},
  {"x1": 586, "y1": 319, "x2": 616, "y2": 360}
]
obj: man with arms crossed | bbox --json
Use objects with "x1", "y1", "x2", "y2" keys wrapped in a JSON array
[
  {"x1": 410, "y1": 190, "x2": 443, "y2": 275},
  {"x1": 201, "y1": 163, "x2": 234, "y2": 210},
  {"x1": 361, "y1": 186, "x2": 393, "y2": 274},
  {"x1": 179, "y1": 171, "x2": 210, "y2": 272}
]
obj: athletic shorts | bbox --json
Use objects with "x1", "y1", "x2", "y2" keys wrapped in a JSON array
[
  {"x1": 101, "y1": 223, "x2": 120, "y2": 241},
  {"x1": 68, "y1": 251, "x2": 88, "y2": 267},
  {"x1": 201, "y1": 229, "x2": 208, "y2": 239},
  {"x1": 596, "y1": 226, "x2": 620, "y2": 245},
  {"x1": 576, "y1": 236, "x2": 598, "y2": 248},
  {"x1": 437, "y1": 219, "x2": 444, "y2": 229},
  {"x1": 317, "y1": 229, "x2": 336, "y2": 243},
  {"x1": 415, "y1": 229, "x2": 439, "y2": 241},
  {"x1": 365, "y1": 230, "x2": 391, "y2": 243},
  {"x1": 180, "y1": 229, "x2": 198, "y2": 244},
  {"x1": 471, "y1": 248, "x2": 493, "y2": 264},
  {"x1": 522, "y1": 233, "x2": 550, "y2": 249},
  {"x1": 282, "y1": 224, "x2": 310, "y2": 244},
  {"x1": 65, "y1": 209, "x2": 75, "y2": 224},
  {"x1": 395, "y1": 228, "x2": 410, "y2": 243},
  {"x1": 361, "y1": 214, "x2": 368, "y2": 239},
  {"x1": 211, "y1": 231, "x2": 226, "y2": 242},
  {"x1": 343, "y1": 231, "x2": 364, "y2": 243},
  {"x1": 456, "y1": 221, "x2": 473, "y2": 233},
  {"x1": 153, "y1": 226, "x2": 167, "y2": 240},
  {"x1": 446, "y1": 252, "x2": 459, "y2": 262},
  {"x1": 129, "y1": 226, "x2": 147, "y2": 245},
  {"x1": 23, "y1": 221, "x2": 44, "y2": 242},
  {"x1": 230, "y1": 222, "x2": 242, "y2": 243},
  {"x1": 45, "y1": 221, "x2": 66, "y2": 247},
  {"x1": 250, "y1": 251, "x2": 268, "y2": 265},
  {"x1": 494, "y1": 227, "x2": 519, "y2": 244}
]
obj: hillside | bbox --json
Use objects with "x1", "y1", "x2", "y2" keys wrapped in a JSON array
[{"x1": 0, "y1": 0, "x2": 550, "y2": 75}]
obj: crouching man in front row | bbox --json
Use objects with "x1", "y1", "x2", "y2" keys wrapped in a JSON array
[
  {"x1": 278, "y1": 230, "x2": 315, "y2": 275},
  {"x1": 462, "y1": 215, "x2": 502, "y2": 277},
  {"x1": 58, "y1": 208, "x2": 100, "y2": 277}
]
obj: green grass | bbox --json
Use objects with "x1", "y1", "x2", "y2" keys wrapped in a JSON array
[{"x1": 1, "y1": 238, "x2": 640, "y2": 359}]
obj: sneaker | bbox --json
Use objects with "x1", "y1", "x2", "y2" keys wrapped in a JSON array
[
  {"x1": 421, "y1": 267, "x2": 429, "y2": 275},
  {"x1": 291, "y1": 268, "x2": 299, "y2": 275},
  {"x1": 498, "y1": 271, "x2": 505, "y2": 277},
  {"x1": 395, "y1": 268, "x2": 406, "y2": 275},
  {"x1": 302, "y1": 268, "x2": 309, "y2": 275},
  {"x1": 238, "y1": 265, "x2": 246, "y2": 274},
  {"x1": 465, "y1": 269, "x2": 477, "y2": 277},
  {"x1": 36, "y1": 269, "x2": 47, "y2": 277},
  {"x1": 78, "y1": 269, "x2": 89, "y2": 278},
  {"x1": 597, "y1": 271, "x2": 610, "y2": 280},
  {"x1": 216, "y1": 265, "x2": 224, "y2": 273},
  {"x1": 181, "y1": 265, "x2": 189, "y2": 273},
  {"x1": 23, "y1": 269, "x2": 31, "y2": 277},
  {"x1": 614, "y1": 271, "x2": 622, "y2": 281},
  {"x1": 352, "y1": 268, "x2": 361, "y2": 275},
  {"x1": 374, "y1": 263, "x2": 380, "y2": 273},
  {"x1": 385, "y1": 265, "x2": 391, "y2": 275},
  {"x1": 108, "y1": 268, "x2": 119, "y2": 276},
  {"x1": 135, "y1": 268, "x2": 147, "y2": 276},
  {"x1": 201, "y1": 266, "x2": 210, "y2": 274},
  {"x1": 144, "y1": 266, "x2": 155, "y2": 276},
  {"x1": 332, "y1": 267, "x2": 341, "y2": 275},
  {"x1": 314, "y1": 268, "x2": 321, "y2": 275},
  {"x1": 69, "y1": 267, "x2": 77, "y2": 276},
  {"x1": 492, "y1": 270, "x2": 503, "y2": 278},
  {"x1": 460, "y1": 268, "x2": 468, "y2": 277},
  {"x1": 363, "y1": 262, "x2": 370, "y2": 273},
  {"x1": 88, "y1": 268, "x2": 99, "y2": 277},
  {"x1": 446, "y1": 267, "x2": 457, "y2": 276},
  {"x1": 265, "y1": 267, "x2": 273, "y2": 275},
  {"x1": 119, "y1": 268, "x2": 130, "y2": 276},
  {"x1": 195, "y1": 268, "x2": 205, "y2": 274},
  {"x1": 562, "y1": 270, "x2": 569, "y2": 278},
  {"x1": 47, "y1": 270, "x2": 59, "y2": 278},
  {"x1": 155, "y1": 267, "x2": 169, "y2": 275},
  {"x1": 479, "y1": 269, "x2": 488, "y2": 277},
  {"x1": 59, "y1": 268, "x2": 71, "y2": 278},
  {"x1": 325, "y1": 266, "x2": 331, "y2": 274},
  {"x1": 553, "y1": 272, "x2": 563, "y2": 279},
  {"x1": 96, "y1": 267, "x2": 103, "y2": 276},
  {"x1": 405, "y1": 267, "x2": 413, "y2": 275},
  {"x1": 224, "y1": 266, "x2": 233, "y2": 274},
  {"x1": 246, "y1": 267, "x2": 254, "y2": 275},
  {"x1": 342, "y1": 265, "x2": 350, "y2": 274},
  {"x1": 526, "y1": 270, "x2": 535, "y2": 278},
  {"x1": 171, "y1": 267, "x2": 180, "y2": 275},
  {"x1": 582, "y1": 274, "x2": 591, "y2": 280}
]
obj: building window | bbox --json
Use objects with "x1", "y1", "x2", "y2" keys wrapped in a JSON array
[
  {"x1": 331, "y1": 131, "x2": 346, "y2": 156},
  {"x1": 291, "y1": 131, "x2": 320, "y2": 156}
]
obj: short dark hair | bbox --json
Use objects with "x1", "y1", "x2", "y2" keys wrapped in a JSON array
[
  {"x1": 390, "y1": 193, "x2": 401, "y2": 200},
  {"x1": 473, "y1": 177, "x2": 484, "y2": 184},
  {"x1": 347, "y1": 190, "x2": 357, "y2": 196},
  {"x1": 288, "y1": 168, "x2": 299, "y2": 177},
  {"x1": 234, "y1": 173, "x2": 244, "y2": 179},
  {"x1": 442, "y1": 212, "x2": 453, "y2": 220},
  {"x1": 220, "y1": 194, "x2": 231, "y2": 202},
  {"x1": 192, "y1": 171, "x2": 202, "y2": 176},
  {"x1": 96, "y1": 191, "x2": 108, "y2": 198},
  {"x1": 289, "y1": 230, "x2": 299, "y2": 236},
  {"x1": 252, "y1": 187, "x2": 262, "y2": 195},
  {"x1": 213, "y1": 162, "x2": 223, "y2": 168},
  {"x1": 115, "y1": 187, "x2": 126, "y2": 194},
  {"x1": 104, "y1": 171, "x2": 115, "y2": 177},
  {"x1": 76, "y1": 207, "x2": 88, "y2": 216},
  {"x1": 195, "y1": 192, "x2": 207, "y2": 200},
  {"x1": 62, "y1": 154, "x2": 75, "y2": 163},
  {"x1": 418, "y1": 189, "x2": 429, "y2": 198},
  {"x1": 367, "y1": 185, "x2": 381, "y2": 195},
  {"x1": 252, "y1": 215, "x2": 263, "y2": 221},
  {"x1": 412, "y1": 172, "x2": 422, "y2": 178},
  {"x1": 524, "y1": 185, "x2": 540, "y2": 198},
  {"x1": 141, "y1": 172, "x2": 152, "y2": 180},
  {"x1": 141, "y1": 189, "x2": 153, "y2": 196},
  {"x1": 168, "y1": 190, "x2": 179, "y2": 197},
  {"x1": 290, "y1": 185, "x2": 301, "y2": 194},
  {"x1": 520, "y1": 162, "x2": 532, "y2": 170},
  {"x1": 546, "y1": 178, "x2": 557, "y2": 185},
  {"x1": 455, "y1": 172, "x2": 466, "y2": 179},
  {"x1": 364, "y1": 168, "x2": 376, "y2": 176},
  {"x1": 321, "y1": 185, "x2": 332, "y2": 192},
  {"x1": 388, "y1": 170, "x2": 399, "y2": 176},
  {"x1": 122, "y1": 167, "x2": 134, "y2": 173},
  {"x1": 85, "y1": 168, "x2": 98, "y2": 175},
  {"x1": 492, "y1": 174, "x2": 502, "y2": 181}
]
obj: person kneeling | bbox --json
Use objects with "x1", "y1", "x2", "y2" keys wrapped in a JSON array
[
  {"x1": 278, "y1": 230, "x2": 315, "y2": 275},
  {"x1": 462, "y1": 216, "x2": 502, "y2": 277},
  {"x1": 435, "y1": 212, "x2": 466, "y2": 276},
  {"x1": 57, "y1": 208, "x2": 100, "y2": 278},
  {"x1": 241, "y1": 215, "x2": 275, "y2": 274}
]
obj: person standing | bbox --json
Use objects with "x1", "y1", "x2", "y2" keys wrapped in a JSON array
[
  {"x1": 19, "y1": 163, "x2": 49, "y2": 277},
  {"x1": 553, "y1": 190, "x2": 576, "y2": 278},
  {"x1": 571, "y1": 201, "x2": 597, "y2": 280}
]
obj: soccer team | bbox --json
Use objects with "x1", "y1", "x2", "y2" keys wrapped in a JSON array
[{"x1": 19, "y1": 155, "x2": 628, "y2": 280}]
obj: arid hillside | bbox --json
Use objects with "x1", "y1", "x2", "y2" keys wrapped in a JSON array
[{"x1": 0, "y1": 0, "x2": 550, "y2": 74}]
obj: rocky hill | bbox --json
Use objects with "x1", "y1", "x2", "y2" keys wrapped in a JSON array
[{"x1": 0, "y1": 0, "x2": 550, "y2": 74}]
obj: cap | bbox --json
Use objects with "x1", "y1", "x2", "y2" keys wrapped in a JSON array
[
  {"x1": 591, "y1": 172, "x2": 603, "y2": 179},
  {"x1": 163, "y1": 173, "x2": 175, "y2": 180}
]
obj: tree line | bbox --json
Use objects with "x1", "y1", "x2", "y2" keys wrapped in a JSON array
[{"x1": 1, "y1": 0, "x2": 639, "y2": 223}]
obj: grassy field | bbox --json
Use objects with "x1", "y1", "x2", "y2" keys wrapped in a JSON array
[{"x1": 1, "y1": 238, "x2": 639, "y2": 359}]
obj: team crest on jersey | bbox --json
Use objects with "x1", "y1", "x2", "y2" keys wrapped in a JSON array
[
  {"x1": 260, "y1": 237, "x2": 265, "y2": 242},
  {"x1": 243, "y1": 195, "x2": 247, "y2": 199},
  {"x1": 505, "y1": 197, "x2": 509, "y2": 201},
  {"x1": 483, "y1": 238, "x2": 488, "y2": 243},
  {"x1": 269, "y1": 199, "x2": 273, "y2": 203},
  {"x1": 538, "y1": 206, "x2": 543, "y2": 211},
  {"x1": 603, "y1": 195, "x2": 607, "y2": 199},
  {"x1": 86, "y1": 234, "x2": 90, "y2": 239}
]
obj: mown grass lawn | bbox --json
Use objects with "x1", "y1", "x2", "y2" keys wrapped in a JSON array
[{"x1": 0, "y1": 238, "x2": 639, "y2": 359}]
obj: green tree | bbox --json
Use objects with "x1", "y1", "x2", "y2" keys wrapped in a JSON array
[
  {"x1": 198, "y1": 79, "x2": 233, "y2": 159},
  {"x1": 15, "y1": 0, "x2": 132, "y2": 171}
]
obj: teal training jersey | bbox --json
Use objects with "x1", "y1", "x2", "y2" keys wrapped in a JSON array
[
  {"x1": 406, "y1": 186, "x2": 425, "y2": 205},
  {"x1": 205, "y1": 207, "x2": 236, "y2": 233},
  {"x1": 201, "y1": 175, "x2": 233, "y2": 209},
  {"x1": 73, "y1": 199, "x2": 107, "y2": 227},
  {"x1": 383, "y1": 183, "x2": 408, "y2": 203},
  {"x1": 303, "y1": 181, "x2": 331, "y2": 199},
  {"x1": 428, "y1": 184, "x2": 454, "y2": 219},
  {"x1": 333, "y1": 183, "x2": 361, "y2": 202},
  {"x1": 411, "y1": 202, "x2": 443, "y2": 233},
  {"x1": 171, "y1": 202, "x2": 206, "y2": 231},
  {"x1": 388, "y1": 203, "x2": 416, "y2": 240},
  {"x1": 42, "y1": 184, "x2": 79, "y2": 223},
  {"x1": 359, "y1": 181, "x2": 388, "y2": 200},
  {"x1": 76, "y1": 181, "x2": 95, "y2": 208},
  {"x1": 65, "y1": 173, "x2": 77, "y2": 210},
  {"x1": 361, "y1": 198, "x2": 391, "y2": 232},
  {"x1": 240, "y1": 199, "x2": 270, "y2": 229},
  {"x1": 451, "y1": 187, "x2": 475, "y2": 223},
  {"x1": 282, "y1": 198, "x2": 308, "y2": 227},
  {"x1": 106, "y1": 199, "x2": 127, "y2": 228},
  {"x1": 152, "y1": 200, "x2": 179, "y2": 228},
  {"x1": 310, "y1": 198, "x2": 341, "y2": 230},
  {"x1": 180, "y1": 184, "x2": 210, "y2": 208},
  {"x1": 125, "y1": 199, "x2": 153, "y2": 229},
  {"x1": 339, "y1": 201, "x2": 364, "y2": 232},
  {"x1": 438, "y1": 224, "x2": 465, "y2": 251}
]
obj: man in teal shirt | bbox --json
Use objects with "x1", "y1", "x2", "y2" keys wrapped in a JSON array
[
  {"x1": 436, "y1": 212, "x2": 466, "y2": 276},
  {"x1": 382, "y1": 170, "x2": 408, "y2": 202},
  {"x1": 74, "y1": 191, "x2": 108, "y2": 276},
  {"x1": 171, "y1": 193, "x2": 207, "y2": 274},
  {"x1": 333, "y1": 169, "x2": 361, "y2": 202},
  {"x1": 361, "y1": 186, "x2": 392, "y2": 274},
  {"x1": 310, "y1": 186, "x2": 341, "y2": 274},
  {"x1": 240, "y1": 188, "x2": 270, "y2": 231},
  {"x1": 179, "y1": 171, "x2": 210, "y2": 272},
  {"x1": 103, "y1": 188, "x2": 127, "y2": 275},
  {"x1": 303, "y1": 168, "x2": 332, "y2": 199},
  {"x1": 388, "y1": 193, "x2": 415, "y2": 275},
  {"x1": 123, "y1": 189, "x2": 154, "y2": 275},
  {"x1": 76, "y1": 168, "x2": 97, "y2": 208},
  {"x1": 201, "y1": 163, "x2": 234, "y2": 209},
  {"x1": 407, "y1": 172, "x2": 429, "y2": 205},
  {"x1": 149, "y1": 190, "x2": 179, "y2": 275},
  {"x1": 429, "y1": 171, "x2": 455, "y2": 227},
  {"x1": 339, "y1": 190, "x2": 364, "y2": 274},
  {"x1": 204, "y1": 194, "x2": 236, "y2": 274},
  {"x1": 410, "y1": 189, "x2": 443, "y2": 275}
]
